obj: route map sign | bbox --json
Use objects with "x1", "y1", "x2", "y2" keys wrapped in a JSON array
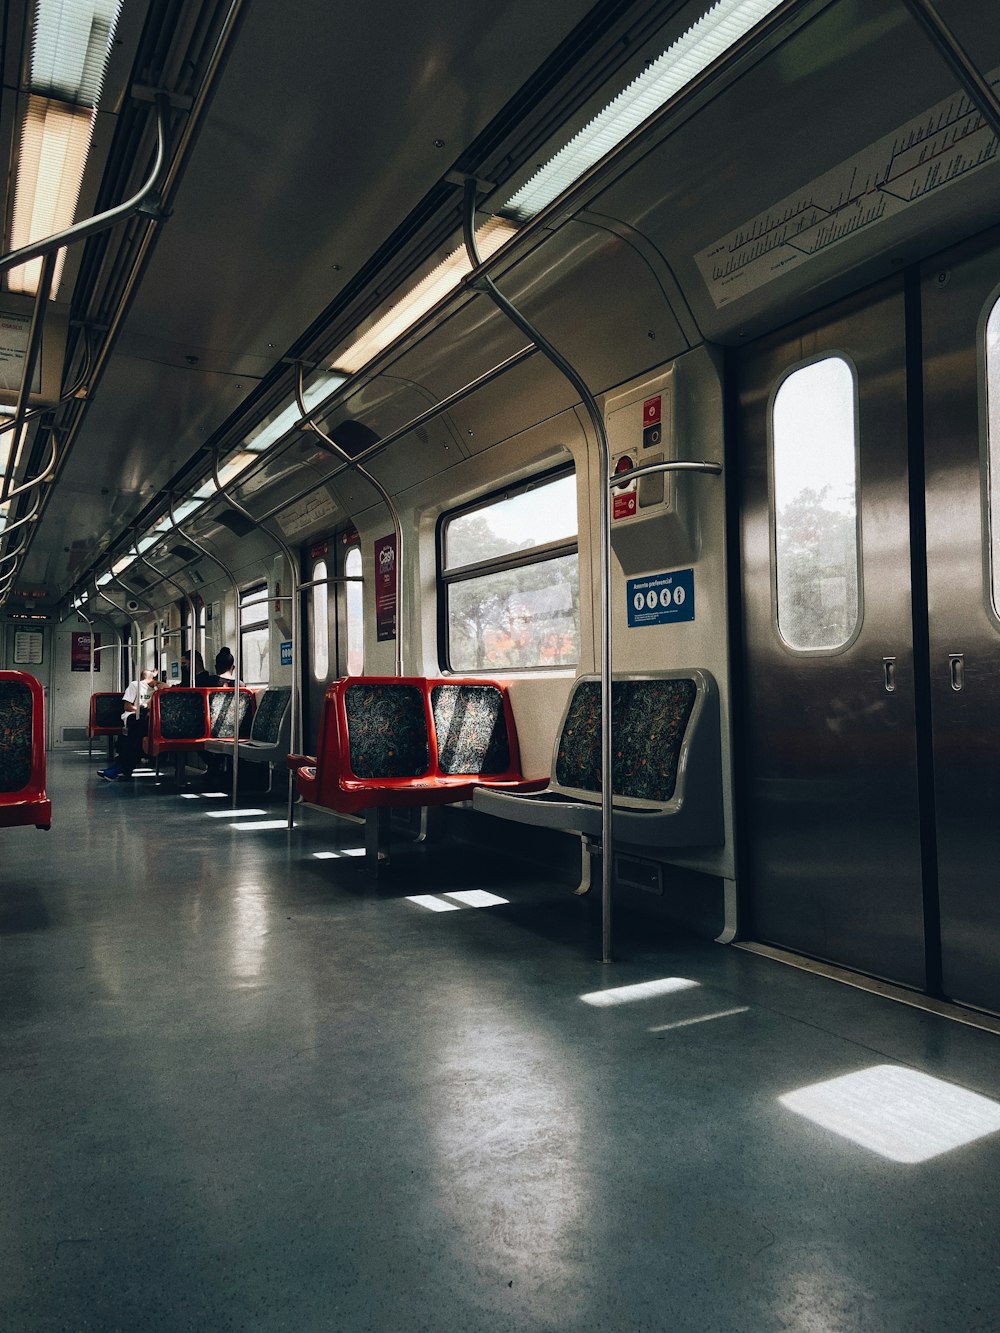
[{"x1": 697, "y1": 68, "x2": 1000, "y2": 308}]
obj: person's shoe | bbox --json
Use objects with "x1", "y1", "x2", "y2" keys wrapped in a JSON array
[{"x1": 98, "y1": 766, "x2": 120, "y2": 781}]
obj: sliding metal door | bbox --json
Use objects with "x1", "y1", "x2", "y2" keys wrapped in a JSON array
[{"x1": 736, "y1": 279, "x2": 926, "y2": 987}]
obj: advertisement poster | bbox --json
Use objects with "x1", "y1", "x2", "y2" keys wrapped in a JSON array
[
  {"x1": 71, "y1": 631, "x2": 100, "y2": 671},
  {"x1": 374, "y1": 533, "x2": 397, "y2": 642}
]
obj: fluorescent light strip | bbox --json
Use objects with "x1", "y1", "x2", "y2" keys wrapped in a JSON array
[
  {"x1": 8, "y1": 95, "x2": 94, "y2": 295},
  {"x1": 504, "y1": 0, "x2": 782, "y2": 221},
  {"x1": 332, "y1": 218, "x2": 518, "y2": 375},
  {"x1": 31, "y1": 0, "x2": 122, "y2": 106}
]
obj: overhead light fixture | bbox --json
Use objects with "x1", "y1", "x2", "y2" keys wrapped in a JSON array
[
  {"x1": 95, "y1": 571, "x2": 112, "y2": 586},
  {"x1": 502, "y1": 0, "x2": 783, "y2": 221},
  {"x1": 245, "y1": 370, "x2": 347, "y2": 452},
  {"x1": 332, "y1": 217, "x2": 519, "y2": 375},
  {"x1": 31, "y1": 0, "x2": 122, "y2": 105},
  {"x1": 7, "y1": 0, "x2": 123, "y2": 297}
]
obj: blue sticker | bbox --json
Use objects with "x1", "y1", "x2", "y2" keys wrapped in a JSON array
[
  {"x1": 280, "y1": 640, "x2": 293, "y2": 666},
  {"x1": 626, "y1": 569, "x2": 695, "y2": 628}
]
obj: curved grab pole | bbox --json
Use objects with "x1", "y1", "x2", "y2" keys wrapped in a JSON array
[
  {"x1": 209, "y1": 456, "x2": 302, "y2": 828},
  {"x1": 462, "y1": 178, "x2": 615, "y2": 963},
  {"x1": 0, "y1": 98, "x2": 169, "y2": 279},
  {"x1": 295, "y1": 364, "x2": 404, "y2": 677},
  {"x1": 245, "y1": 348, "x2": 536, "y2": 534},
  {"x1": 0, "y1": 97, "x2": 169, "y2": 599},
  {"x1": 168, "y1": 511, "x2": 243, "y2": 808},
  {"x1": 130, "y1": 536, "x2": 198, "y2": 682}
]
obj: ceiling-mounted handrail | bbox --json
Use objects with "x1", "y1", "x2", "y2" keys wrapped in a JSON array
[
  {"x1": 294, "y1": 364, "x2": 403, "y2": 678},
  {"x1": 0, "y1": 98, "x2": 169, "y2": 279},
  {"x1": 0, "y1": 96, "x2": 171, "y2": 602}
]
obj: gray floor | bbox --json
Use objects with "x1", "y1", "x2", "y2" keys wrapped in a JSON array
[{"x1": 4, "y1": 753, "x2": 1000, "y2": 1332}]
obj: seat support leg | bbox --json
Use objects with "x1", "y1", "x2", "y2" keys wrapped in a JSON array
[{"x1": 364, "y1": 807, "x2": 391, "y2": 875}]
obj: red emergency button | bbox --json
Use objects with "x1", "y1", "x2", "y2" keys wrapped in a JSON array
[{"x1": 613, "y1": 455, "x2": 635, "y2": 487}]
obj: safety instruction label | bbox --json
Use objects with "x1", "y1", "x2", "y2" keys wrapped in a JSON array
[{"x1": 627, "y1": 569, "x2": 694, "y2": 628}]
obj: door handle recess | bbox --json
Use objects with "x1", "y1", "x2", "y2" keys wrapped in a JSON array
[
  {"x1": 949, "y1": 653, "x2": 964, "y2": 692},
  {"x1": 883, "y1": 657, "x2": 896, "y2": 693}
]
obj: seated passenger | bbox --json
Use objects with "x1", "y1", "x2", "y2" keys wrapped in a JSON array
[
  {"x1": 98, "y1": 669, "x2": 164, "y2": 782},
  {"x1": 180, "y1": 650, "x2": 214, "y2": 687},
  {"x1": 213, "y1": 646, "x2": 243, "y2": 686}
]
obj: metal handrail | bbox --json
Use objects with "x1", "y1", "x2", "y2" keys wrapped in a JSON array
[
  {"x1": 295, "y1": 364, "x2": 403, "y2": 678},
  {"x1": 206, "y1": 461, "x2": 301, "y2": 825},
  {"x1": 169, "y1": 514, "x2": 244, "y2": 809},
  {"x1": 462, "y1": 177, "x2": 615, "y2": 963}
]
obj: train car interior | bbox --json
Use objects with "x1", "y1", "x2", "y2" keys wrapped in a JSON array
[{"x1": 3, "y1": 0, "x2": 1000, "y2": 1326}]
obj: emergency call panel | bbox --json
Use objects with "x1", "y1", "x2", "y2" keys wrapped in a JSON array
[{"x1": 606, "y1": 366, "x2": 693, "y2": 572}]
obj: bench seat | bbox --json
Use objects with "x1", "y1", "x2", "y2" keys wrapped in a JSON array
[
  {"x1": 288, "y1": 676, "x2": 545, "y2": 818},
  {"x1": 145, "y1": 686, "x2": 255, "y2": 763},
  {"x1": 473, "y1": 670, "x2": 723, "y2": 850}
]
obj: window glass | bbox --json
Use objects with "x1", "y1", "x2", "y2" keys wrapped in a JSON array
[
  {"x1": 772, "y1": 357, "x2": 860, "y2": 651},
  {"x1": 345, "y1": 545, "x2": 363, "y2": 675},
  {"x1": 312, "y1": 559, "x2": 329, "y2": 681},
  {"x1": 444, "y1": 474, "x2": 577, "y2": 570},
  {"x1": 985, "y1": 299, "x2": 1000, "y2": 615},
  {"x1": 441, "y1": 469, "x2": 579, "y2": 671},
  {"x1": 239, "y1": 582, "x2": 269, "y2": 683}
]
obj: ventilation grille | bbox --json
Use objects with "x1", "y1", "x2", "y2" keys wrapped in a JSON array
[{"x1": 61, "y1": 726, "x2": 88, "y2": 742}]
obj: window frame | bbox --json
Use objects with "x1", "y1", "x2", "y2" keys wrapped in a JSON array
[
  {"x1": 767, "y1": 351, "x2": 864, "y2": 657},
  {"x1": 239, "y1": 580, "x2": 270, "y2": 683},
  {"x1": 436, "y1": 464, "x2": 579, "y2": 673}
]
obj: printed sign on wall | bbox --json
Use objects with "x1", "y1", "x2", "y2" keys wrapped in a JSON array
[
  {"x1": 71, "y1": 631, "x2": 100, "y2": 671},
  {"x1": 374, "y1": 533, "x2": 397, "y2": 642},
  {"x1": 280, "y1": 641, "x2": 293, "y2": 667},
  {"x1": 626, "y1": 568, "x2": 695, "y2": 628}
]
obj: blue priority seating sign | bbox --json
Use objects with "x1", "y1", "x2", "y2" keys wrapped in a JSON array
[{"x1": 626, "y1": 568, "x2": 695, "y2": 628}]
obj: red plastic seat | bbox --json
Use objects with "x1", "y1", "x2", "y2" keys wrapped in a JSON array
[{"x1": 0, "y1": 671, "x2": 51, "y2": 830}]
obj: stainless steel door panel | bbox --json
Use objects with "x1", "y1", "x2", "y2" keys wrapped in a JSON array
[
  {"x1": 737, "y1": 281, "x2": 926, "y2": 987},
  {"x1": 922, "y1": 232, "x2": 1000, "y2": 1013}
]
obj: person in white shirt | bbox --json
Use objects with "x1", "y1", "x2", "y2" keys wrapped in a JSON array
[{"x1": 98, "y1": 669, "x2": 163, "y2": 781}]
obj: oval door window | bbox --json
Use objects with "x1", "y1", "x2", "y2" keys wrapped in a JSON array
[{"x1": 771, "y1": 355, "x2": 860, "y2": 652}]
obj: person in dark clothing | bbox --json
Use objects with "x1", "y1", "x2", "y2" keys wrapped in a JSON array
[
  {"x1": 98, "y1": 669, "x2": 164, "y2": 781},
  {"x1": 180, "y1": 650, "x2": 214, "y2": 687}
]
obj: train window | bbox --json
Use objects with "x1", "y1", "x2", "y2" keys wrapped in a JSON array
[
  {"x1": 312, "y1": 559, "x2": 329, "y2": 681},
  {"x1": 240, "y1": 582, "x2": 269, "y2": 682},
  {"x1": 771, "y1": 356, "x2": 860, "y2": 652},
  {"x1": 345, "y1": 545, "x2": 363, "y2": 675},
  {"x1": 439, "y1": 469, "x2": 579, "y2": 671}
]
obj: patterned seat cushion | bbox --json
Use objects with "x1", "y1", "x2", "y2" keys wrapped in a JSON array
[
  {"x1": 344, "y1": 684, "x2": 428, "y2": 778},
  {"x1": 555, "y1": 678, "x2": 697, "y2": 802},
  {"x1": 0, "y1": 680, "x2": 33, "y2": 793},
  {"x1": 93, "y1": 694, "x2": 124, "y2": 729},
  {"x1": 209, "y1": 690, "x2": 252, "y2": 738},
  {"x1": 158, "y1": 690, "x2": 207, "y2": 740},
  {"x1": 250, "y1": 687, "x2": 290, "y2": 745},
  {"x1": 431, "y1": 684, "x2": 510, "y2": 775}
]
